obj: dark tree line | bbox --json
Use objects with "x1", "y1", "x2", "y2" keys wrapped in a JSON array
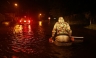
[
  {"x1": 48, "y1": 0, "x2": 96, "y2": 17},
  {"x1": 47, "y1": 0, "x2": 96, "y2": 24}
]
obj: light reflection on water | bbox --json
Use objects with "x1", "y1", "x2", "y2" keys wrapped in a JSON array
[
  {"x1": 0, "y1": 22, "x2": 94, "y2": 58},
  {"x1": 12, "y1": 24, "x2": 46, "y2": 55},
  {"x1": 39, "y1": 21, "x2": 42, "y2": 26},
  {"x1": 11, "y1": 23, "x2": 73, "y2": 58}
]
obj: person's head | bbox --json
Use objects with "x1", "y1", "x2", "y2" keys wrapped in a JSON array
[{"x1": 58, "y1": 17, "x2": 64, "y2": 23}]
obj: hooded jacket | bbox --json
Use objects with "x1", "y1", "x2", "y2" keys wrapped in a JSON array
[{"x1": 52, "y1": 17, "x2": 72, "y2": 38}]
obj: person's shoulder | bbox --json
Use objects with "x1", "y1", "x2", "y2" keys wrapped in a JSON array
[
  {"x1": 64, "y1": 22, "x2": 69, "y2": 25},
  {"x1": 54, "y1": 22, "x2": 60, "y2": 25},
  {"x1": 55, "y1": 22, "x2": 59, "y2": 24}
]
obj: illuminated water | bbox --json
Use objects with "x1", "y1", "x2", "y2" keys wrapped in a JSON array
[{"x1": 0, "y1": 21, "x2": 96, "y2": 58}]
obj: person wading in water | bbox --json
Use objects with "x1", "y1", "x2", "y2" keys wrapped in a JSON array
[{"x1": 49, "y1": 17, "x2": 73, "y2": 43}]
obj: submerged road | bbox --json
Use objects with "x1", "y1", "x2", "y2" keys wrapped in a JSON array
[{"x1": 0, "y1": 21, "x2": 96, "y2": 58}]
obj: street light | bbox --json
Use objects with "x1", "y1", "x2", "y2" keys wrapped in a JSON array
[
  {"x1": 14, "y1": 3, "x2": 18, "y2": 22},
  {"x1": 14, "y1": 3, "x2": 18, "y2": 7},
  {"x1": 39, "y1": 13, "x2": 42, "y2": 16},
  {"x1": 39, "y1": 13, "x2": 42, "y2": 20}
]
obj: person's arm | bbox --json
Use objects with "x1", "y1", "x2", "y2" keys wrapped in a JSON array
[
  {"x1": 52, "y1": 22, "x2": 57, "y2": 38},
  {"x1": 66, "y1": 23, "x2": 72, "y2": 36}
]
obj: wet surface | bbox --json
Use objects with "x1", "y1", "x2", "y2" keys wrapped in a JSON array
[{"x1": 0, "y1": 21, "x2": 96, "y2": 58}]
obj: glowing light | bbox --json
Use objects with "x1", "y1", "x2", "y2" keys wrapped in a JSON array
[
  {"x1": 24, "y1": 20, "x2": 26, "y2": 22},
  {"x1": 28, "y1": 20, "x2": 30, "y2": 23},
  {"x1": 12, "y1": 55, "x2": 18, "y2": 58},
  {"x1": 48, "y1": 17, "x2": 51, "y2": 20},
  {"x1": 39, "y1": 14, "x2": 42, "y2": 16},
  {"x1": 20, "y1": 20, "x2": 22, "y2": 22},
  {"x1": 19, "y1": 25, "x2": 23, "y2": 31},
  {"x1": 28, "y1": 25, "x2": 31, "y2": 32},
  {"x1": 54, "y1": 18, "x2": 56, "y2": 19},
  {"x1": 39, "y1": 21, "x2": 42, "y2": 26},
  {"x1": 14, "y1": 3, "x2": 18, "y2": 7},
  {"x1": 24, "y1": 16, "x2": 26, "y2": 18},
  {"x1": 2, "y1": 22, "x2": 10, "y2": 26},
  {"x1": 14, "y1": 25, "x2": 23, "y2": 34}
]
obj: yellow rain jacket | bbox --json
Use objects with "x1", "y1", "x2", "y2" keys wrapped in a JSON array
[{"x1": 52, "y1": 17, "x2": 72, "y2": 38}]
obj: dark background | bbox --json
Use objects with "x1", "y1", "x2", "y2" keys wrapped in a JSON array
[
  {"x1": 0, "y1": 0, "x2": 96, "y2": 15},
  {"x1": 0, "y1": 0, "x2": 96, "y2": 24}
]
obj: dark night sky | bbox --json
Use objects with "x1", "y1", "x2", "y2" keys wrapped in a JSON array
[{"x1": 0, "y1": 0, "x2": 96, "y2": 15}]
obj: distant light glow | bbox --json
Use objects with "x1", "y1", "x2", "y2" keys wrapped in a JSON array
[
  {"x1": 48, "y1": 17, "x2": 51, "y2": 20},
  {"x1": 2, "y1": 22, "x2": 10, "y2": 26},
  {"x1": 54, "y1": 18, "x2": 56, "y2": 19},
  {"x1": 14, "y1": 3, "x2": 18, "y2": 7},
  {"x1": 24, "y1": 20, "x2": 26, "y2": 22},
  {"x1": 28, "y1": 20, "x2": 30, "y2": 23},
  {"x1": 39, "y1": 14, "x2": 42, "y2": 16},
  {"x1": 28, "y1": 25, "x2": 31, "y2": 32},
  {"x1": 39, "y1": 21, "x2": 42, "y2": 26},
  {"x1": 24, "y1": 16, "x2": 26, "y2": 18},
  {"x1": 20, "y1": 20, "x2": 22, "y2": 22}
]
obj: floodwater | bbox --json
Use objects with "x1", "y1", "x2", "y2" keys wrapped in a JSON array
[{"x1": 0, "y1": 21, "x2": 96, "y2": 58}]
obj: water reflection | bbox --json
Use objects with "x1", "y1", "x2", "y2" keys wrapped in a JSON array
[
  {"x1": 39, "y1": 21, "x2": 42, "y2": 26},
  {"x1": 13, "y1": 25, "x2": 23, "y2": 34},
  {"x1": 12, "y1": 55, "x2": 18, "y2": 58},
  {"x1": 1, "y1": 21, "x2": 96, "y2": 58},
  {"x1": 12, "y1": 25, "x2": 34, "y2": 54},
  {"x1": 37, "y1": 26, "x2": 45, "y2": 39},
  {"x1": 49, "y1": 45, "x2": 73, "y2": 58},
  {"x1": 11, "y1": 24, "x2": 46, "y2": 55}
]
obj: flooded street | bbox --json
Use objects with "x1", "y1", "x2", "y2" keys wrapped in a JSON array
[{"x1": 0, "y1": 21, "x2": 96, "y2": 58}]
